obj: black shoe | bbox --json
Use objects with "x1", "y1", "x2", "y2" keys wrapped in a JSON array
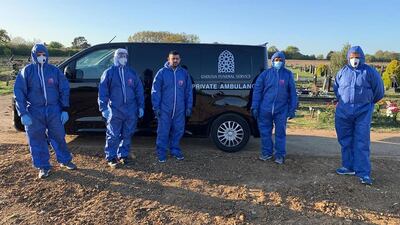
[
  {"x1": 119, "y1": 157, "x2": 131, "y2": 165},
  {"x1": 107, "y1": 158, "x2": 118, "y2": 168}
]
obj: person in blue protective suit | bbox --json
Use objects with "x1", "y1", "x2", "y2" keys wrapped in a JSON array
[
  {"x1": 251, "y1": 51, "x2": 298, "y2": 165},
  {"x1": 334, "y1": 46, "x2": 384, "y2": 185},
  {"x1": 98, "y1": 48, "x2": 144, "y2": 168},
  {"x1": 14, "y1": 43, "x2": 77, "y2": 179},
  {"x1": 151, "y1": 50, "x2": 193, "y2": 163}
]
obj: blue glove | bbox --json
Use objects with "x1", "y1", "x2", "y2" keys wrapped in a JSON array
[
  {"x1": 251, "y1": 109, "x2": 258, "y2": 120},
  {"x1": 287, "y1": 111, "x2": 296, "y2": 120},
  {"x1": 61, "y1": 111, "x2": 69, "y2": 125},
  {"x1": 186, "y1": 108, "x2": 192, "y2": 117},
  {"x1": 102, "y1": 109, "x2": 110, "y2": 121},
  {"x1": 154, "y1": 109, "x2": 160, "y2": 119},
  {"x1": 21, "y1": 114, "x2": 32, "y2": 126},
  {"x1": 138, "y1": 108, "x2": 144, "y2": 118}
]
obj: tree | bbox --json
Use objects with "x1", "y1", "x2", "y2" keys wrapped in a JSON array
[
  {"x1": 285, "y1": 46, "x2": 300, "y2": 54},
  {"x1": 284, "y1": 46, "x2": 304, "y2": 59},
  {"x1": 128, "y1": 31, "x2": 200, "y2": 43},
  {"x1": 0, "y1": 45, "x2": 11, "y2": 56},
  {"x1": 373, "y1": 50, "x2": 399, "y2": 62},
  {"x1": 326, "y1": 51, "x2": 335, "y2": 60},
  {"x1": 267, "y1": 46, "x2": 278, "y2": 57},
  {"x1": 365, "y1": 54, "x2": 376, "y2": 63},
  {"x1": 10, "y1": 36, "x2": 29, "y2": 45},
  {"x1": 329, "y1": 43, "x2": 351, "y2": 75},
  {"x1": 3, "y1": 47, "x2": 11, "y2": 56},
  {"x1": 268, "y1": 46, "x2": 278, "y2": 52},
  {"x1": 382, "y1": 60, "x2": 400, "y2": 89},
  {"x1": 71, "y1": 36, "x2": 91, "y2": 49},
  {"x1": 0, "y1": 29, "x2": 11, "y2": 44},
  {"x1": 316, "y1": 54, "x2": 325, "y2": 60},
  {"x1": 9, "y1": 37, "x2": 41, "y2": 46},
  {"x1": 48, "y1": 41, "x2": 64, "y2": 49}
]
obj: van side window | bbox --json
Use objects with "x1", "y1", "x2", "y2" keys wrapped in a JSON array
[{"x1": 76, "y1": 48, "x2": 116, "y2": 79}]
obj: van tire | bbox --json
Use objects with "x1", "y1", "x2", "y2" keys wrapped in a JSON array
[{"x1": 210, "y1": 113, "x2": 250, "y2": 152}]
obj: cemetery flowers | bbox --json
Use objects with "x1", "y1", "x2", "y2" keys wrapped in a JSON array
[{"x1": 385, "y1": 101, "x2": 399, "y2": 121}]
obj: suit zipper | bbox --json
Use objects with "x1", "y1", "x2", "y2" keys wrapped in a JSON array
[
  {"x1": 38, "y1": 64, "x2": 47, "y2": 106},
  {"x1": 120, "y1": 67, "x2": 127, "y2": 104},
  {"x1": 172, "y1": 68, "x2": 177, "y2": 119},
  {"x1": 272, "y1": 69, "x2": 279, "y2": 115}
]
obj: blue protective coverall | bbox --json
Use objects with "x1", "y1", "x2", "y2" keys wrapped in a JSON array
[
  {"x1": 251, "y1": 51, "x2": 298, "y2": 158},
  {"x1": 14, "y1": 43, "x2": 72, "y2": 170},
  {"x1": 151, "y1": 62, "x2": 193, "y2": 160},
  {"x1": 334, "y1": 46, "x2": 384, "y2": 177},
  {"x1": 98, "y1": 49, "x2": 144, "y2": 161}
]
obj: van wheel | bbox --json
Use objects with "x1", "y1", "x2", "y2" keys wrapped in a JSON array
[{"x1": 210, "y1": 113, "x2": 250, "y2": 152}]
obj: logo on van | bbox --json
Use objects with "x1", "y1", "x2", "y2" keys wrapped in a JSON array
[{"x1": 218, "y1": 50, "x2": 235, "y2": 73}]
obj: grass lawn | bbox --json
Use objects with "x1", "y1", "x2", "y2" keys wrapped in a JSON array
[
  {"x1": 288, "y1": 109, "x2": 335, "y2": 130},
  {"x1": 0, "y1": 66, "x2": 13, "y2": 76},
  {"x1": 0, "y1": 81, "x2": 13, "y2": 95},
  {"x1": 288, "y1": 67, "x2": 315, "y2": 78},
  {"x1": 290, "y1": 102, "x2": 400, "y2": 132},
  {"x1": 384, "y1": 90, "x2": 400, "y2": 101}
]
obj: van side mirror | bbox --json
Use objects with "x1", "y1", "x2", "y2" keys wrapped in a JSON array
[
  {"x1": 65, "y1": 65, "x2": 84, "y2": 81},
  {"x1": 64, "y1": 65, "x2": 75, "y2": 80}
]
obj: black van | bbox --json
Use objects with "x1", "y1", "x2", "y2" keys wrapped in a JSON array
[{"x1": 14, "y1": 42, "x2": 267, "y2": 152}]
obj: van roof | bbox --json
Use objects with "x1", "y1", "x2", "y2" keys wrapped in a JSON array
[{"x1": 93, "y1": 42, "x2": 267, "y2": 49}]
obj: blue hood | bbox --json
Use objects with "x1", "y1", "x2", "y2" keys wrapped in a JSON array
[
  {"x1": 347, "y1": 46, "x2": 365, "y2": 65},
  {"x1": 31, "y1": 43, "x2": 49, "y2": 65},
  {"x1": 271, "y1": 51, "x2": 286, "y2": 67},
  {"x1": 164, "y1": 61, "x2": 181, "y2": 70},
  {"x1": 113, "y1": 48, "x2": 128, "y2": 66},
  {"x1": 164, "y1": 61, "x2": 170, "y2": 68}
]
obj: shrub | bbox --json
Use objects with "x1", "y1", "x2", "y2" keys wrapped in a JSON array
[
  {"x1": 316, "y1": 64, "x2": 329, "y2": 77},
  {"x1": 382, "y1": 60, "x2": 400, "y2": 89}
]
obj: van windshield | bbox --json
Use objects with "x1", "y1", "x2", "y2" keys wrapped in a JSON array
[
  {"x1": 76, "y1": 48, "x2": 117, "y2": 79},
  {"x1": 77, "y1": 49, "x2": 115, "y2": 68}
]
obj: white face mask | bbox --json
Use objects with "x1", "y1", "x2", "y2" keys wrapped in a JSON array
[
  {"x1": 118, "y1": 57, "x2": 127, "y2": 66},
  {"x1": 350, "y1": 58, "x2": 360, "y2": 68},
  {"x1": 37, "y1": 55, "x2": 46, "y2": 64}
]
